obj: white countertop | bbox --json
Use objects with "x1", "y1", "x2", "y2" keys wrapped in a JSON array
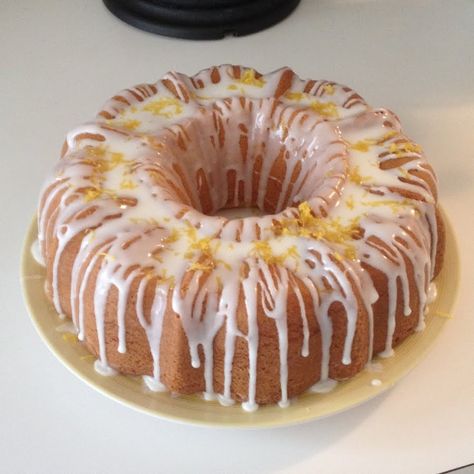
[{"x1": 2, "y1": 1, "x2": 473, "y2": 472}]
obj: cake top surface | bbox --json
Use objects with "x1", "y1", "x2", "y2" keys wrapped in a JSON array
[{"x1": 47, "y1": 65, "x2": 436, "y2": 283}]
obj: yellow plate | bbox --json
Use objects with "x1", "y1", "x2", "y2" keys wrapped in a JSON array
[{"x1": 21, "y1": 213, "x2": 459, "y2": 428}]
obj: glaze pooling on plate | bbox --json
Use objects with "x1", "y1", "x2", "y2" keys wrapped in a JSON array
[{"x1": 37, "y1": 65, "x2": 441, "y2": 411}]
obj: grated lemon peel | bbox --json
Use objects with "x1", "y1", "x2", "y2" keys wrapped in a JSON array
[
  {"x1": 143, "y1": 97, "x2": 183, "y2": 118},
  {"x1": 251, "y1": 241, "x2": 300, "y2": 265},
  {"x1": 274, "y1": 202, "x2": 360, "y2": 260}
]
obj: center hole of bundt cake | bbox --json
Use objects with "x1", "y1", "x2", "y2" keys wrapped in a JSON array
[
  {"x1": 214, "y1": 207, "x2": 265, "y2": 220},
  {"x1": 161, "y1": 98, "x2": 347, "y2": 217}
]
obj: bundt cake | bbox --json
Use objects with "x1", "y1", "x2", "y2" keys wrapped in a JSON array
[{"x1": 37, "y1": 65, "x2": 444, "y2": 411}]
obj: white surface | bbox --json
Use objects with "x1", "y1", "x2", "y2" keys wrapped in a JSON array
[{"x1": 1, "y1": 1, "x2": 473, "y2": 473}]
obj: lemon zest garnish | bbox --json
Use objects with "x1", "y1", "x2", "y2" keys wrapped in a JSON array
[
  {"x1": 82, "y1": 185, "x2": 120, "y2": 202},
  {"x1": 389, "y1": 141, "x2": 422, "y2": 156},
  {"x1": 107, "y1": 119, "x2": 141, "y2": 131},
  {"x1": 348, "y1": 166, "x2": 372, "y2": 184},
  {"x1": 251, "y1": 241, "x2": 279, "y2": 264},
  {"x1": 87, "y1": 146, "x2": 106, "y2": 158},
  {"x1": 350, "y1": 140, "x2": 372, "y2": 152},
  {"x1": 346, "y1": 196, "x2": 355, "y2": 210},
  {"x1": 251, "y1": 241, "x2": 300, "y2": 265},
  {"x1": 284, "y1": 91, "x2": 304, "y2": 101},
  {"x1": 286, "y1": 245, "x2": 300, "y2": 259},
  {"x1": 143, "y1": 97, "x2": 183, "y2": 118},
  {"x1": 84, "y1": 187, "x2": 102, "y2": 202},
  {"x1": 274, "y1": 202, "x2": 360, "y2": 260},
  {"x1": 227, "y1": 84, "x2": 246, "y2": 94},
  {"x1": 188, "y1": 261, "x2": 215, "y2": 272},
  {"x1": 188, "y1": 255, "x2": 231, "y2": 273},
  {"x1": 190, "y1": 236, "x2": 213, "y2": 254},
  {"x1": 140, "y1": 268, "x2": 175, "y2": 287},
  {"x1": 344, "y1": 246, "x2": 357, "y2": 260},
  {"x1": 309, "y1": 101, "x2": 339, "y2": 118},
  {"x1": 80, "y1": 147, "x2": 137, "y2": 201},
  {"x1": 110, "y1": 152, "x2": 126, "y2": 165},
  {"x1": 323, "y1": 84, "x2": 335, "y2": 95},
  {"x1": 120, "y1": 119, "x2": 141, "y2": 130},
  {"x1": 157, "y1": 272, "x2": 175, "y2": 288},
  {"x1": 238, "y1": 69, "x2": 266, "y2": 88},
  {"x1": 349, "y1": 131, "x2": 400, "y2": 152},
  {"x1": 380, "y1": 131, "x2": 398, "y2": 141},
  {"x1": 434, "y1": 311, "x2": 452, "y2": 319},
  {"x1": 191, "y1": 92, "x2": 213, "y2": 100},
  {"x1": 85, "y1": 149, "x2": 129, "y2": 170},
  {"x1": 163, "y1": 228, "x2": 180, "y2": 244},
  {"x1": 120, "y1": 179, "x2": 137, "y2": 190},
  {"x1": 184, "y1": 222, "x2": 198, "y2": 241},
  {"x1": 119, "y1": 106, "x2": 137, "y2": 116},
  {"x1": 183, "y1": 225, "x2": 231, "y2": 272}
]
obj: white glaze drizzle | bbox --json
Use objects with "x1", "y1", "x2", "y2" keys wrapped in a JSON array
[
  {"x1": 427, "y1": 282, "x2": 437, "y2": 305},
  {"x1": 37, "y1": 65, "x2": 441, "y2": 410},
  {"x1": 31, "y1": 239, "x2": 45, "y2": 266}
]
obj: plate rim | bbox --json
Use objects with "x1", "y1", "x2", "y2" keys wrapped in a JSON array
[{"x1": 21, "y1": 209, "x2": 460, "y2": 429}]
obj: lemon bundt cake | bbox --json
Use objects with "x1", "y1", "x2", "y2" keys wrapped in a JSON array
[{"x1": 37, "y1": 65, "x2": 444, "y2": 411}]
